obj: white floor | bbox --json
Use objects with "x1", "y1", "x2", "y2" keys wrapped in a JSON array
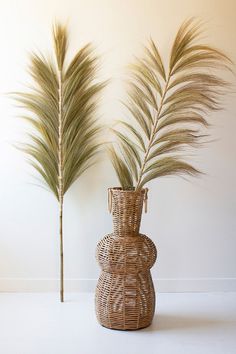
[{"x1": 0, "y1": 293, "x2": 236, "y2": 354}]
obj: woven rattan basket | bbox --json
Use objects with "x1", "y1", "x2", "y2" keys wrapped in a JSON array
[{"x1": 95, "y1": 188, "x2": 157, "y2": 330}]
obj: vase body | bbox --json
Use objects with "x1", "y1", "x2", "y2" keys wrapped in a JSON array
[{"x1": 95, "y1": 188, "x2": 157, "y2": 330}]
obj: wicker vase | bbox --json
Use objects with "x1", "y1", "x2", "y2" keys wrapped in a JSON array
[{"x1": 95, "y1": 187, "x2": 157, "y2": 330}]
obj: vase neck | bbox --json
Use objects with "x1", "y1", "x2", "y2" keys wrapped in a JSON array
[{"x1": 108, "y1": 188, "x2": 148, "y2": 237}]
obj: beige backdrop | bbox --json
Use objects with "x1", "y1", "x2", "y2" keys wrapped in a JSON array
[{"x1": 0, "y1": 0, "x2": 235, "y2": 292}]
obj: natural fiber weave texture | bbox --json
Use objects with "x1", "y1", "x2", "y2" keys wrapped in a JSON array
[
  {"x1": 108, "y1": 187, "x2": 148, "y2": 237},
  {"x1": 95, "y1": 188, "x2": 157, "y2": 330}
]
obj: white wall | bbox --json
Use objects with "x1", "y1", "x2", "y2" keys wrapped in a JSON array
[{"x1": 0, "y1": 0, "x2": 236, "y2": 293}]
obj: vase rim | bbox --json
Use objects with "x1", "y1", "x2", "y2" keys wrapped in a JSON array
[{"x1": 108, "y1": 187, "x2": 148, "y2": 194}]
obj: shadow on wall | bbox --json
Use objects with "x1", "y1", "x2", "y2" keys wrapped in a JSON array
[
  {"x1": 143, "y1": 313, "x2": 232, "y2": 332},
  {"x1": 67, "y1": 159, "x2": 113, "y2": 209}
]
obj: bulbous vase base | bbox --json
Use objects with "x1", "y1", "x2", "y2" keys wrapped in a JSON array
[{"x1": 95, "y1": 232, "x2": 157, "y2": 330}]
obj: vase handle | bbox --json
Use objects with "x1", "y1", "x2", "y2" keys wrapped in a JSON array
[
  {"x1": 108, "y1": 188, "x2": 113, "y2": 213},
  {"x1": 144, "y1": 188, "x2": 148, "y2": 213}
]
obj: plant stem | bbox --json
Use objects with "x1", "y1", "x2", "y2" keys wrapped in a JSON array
[
  {"x1": 58, "y1": 69, "x2": 64, "y2": 302},
  {"x1": 59, "y1": 197, "x2": 64, "y2": 302},
  {"x1": 135, "y1": 74, "x2": 171, "y2": 190}
]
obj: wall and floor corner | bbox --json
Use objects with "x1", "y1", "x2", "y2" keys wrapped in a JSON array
[{"x1": 0, "y1": 0, "x2": 236, "y2": 293}]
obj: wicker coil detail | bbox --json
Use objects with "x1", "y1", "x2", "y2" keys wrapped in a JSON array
[{"x1": 95, "y1": 188, "x2": 157, "y2": 330}]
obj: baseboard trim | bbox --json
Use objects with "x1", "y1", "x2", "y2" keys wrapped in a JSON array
[
  {"x1": 153, "y1": 278, "x2": 236, "y2": 292},
  {"x1": 0, "y1": 277, "x2": 236, "y2": 293}
]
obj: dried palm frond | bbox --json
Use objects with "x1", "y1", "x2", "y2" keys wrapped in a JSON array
[
  {"x1": 110, "y1": 18, "x2": 232, "y2": 190},
  {"x1": 14, "y1": 23, "x2": 105, "y2": 301}
]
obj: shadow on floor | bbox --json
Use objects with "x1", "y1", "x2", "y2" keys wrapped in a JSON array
[{"x1": 143, "y1": 313, "x2": 228, "y2": 332}]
